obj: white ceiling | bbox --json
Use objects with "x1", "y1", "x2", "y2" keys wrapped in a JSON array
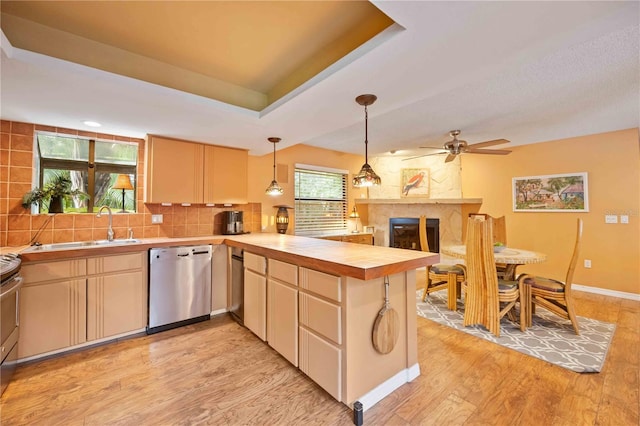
[{"x1": 1, "y1": 1, "x2": 638, "y2": 157}]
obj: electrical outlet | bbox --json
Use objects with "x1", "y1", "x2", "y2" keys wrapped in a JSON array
[
  {"x1": 605, "y1": 215, "x2": 618, "y2": 224},
  {"x1": 584, "y1": 259, "x2": 592, "y2": 268},
  {"x1": 151, "y1": 214, "x2": 163, "y2": 224},
  {"x1": 621, "y1": 215, "x2": 629, "y2": 224}
]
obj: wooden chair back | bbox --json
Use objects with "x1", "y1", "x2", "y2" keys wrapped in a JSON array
[
  {"x1": 468, "y1": 213, "x2": 507, "y2": 245},
  {"x1": 463, "y1": 218, "x2": 500, "y2": 333},
  {"x1": 419, "y1": 215, "x2": 429, "y2": 252},
  {"x1": 564, "y1": 218, "x2": 583, "y2": 298}
]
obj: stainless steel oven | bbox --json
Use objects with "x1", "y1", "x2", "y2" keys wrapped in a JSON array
[{"x1": 1, "y1": 253, "x2": 22, "y2": 396}]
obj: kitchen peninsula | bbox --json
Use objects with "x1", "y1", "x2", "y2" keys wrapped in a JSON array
[{"x1": 13, "y1": 233, "x2": 439, "y2": 411}]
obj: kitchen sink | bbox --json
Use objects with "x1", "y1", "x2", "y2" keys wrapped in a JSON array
[{"x1": 22, "y1": 239, "x2": 141, "y2": 252}]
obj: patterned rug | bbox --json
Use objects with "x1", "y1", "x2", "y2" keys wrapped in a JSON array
[{"x1": 416, "y1": 290, "x2": 616, "y2": 373}]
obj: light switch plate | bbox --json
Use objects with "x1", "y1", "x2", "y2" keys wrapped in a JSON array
[
  {"x1": 620, "y1": 215, "x2": 629, "y2": 224},
  {"x1": 605, "y1": 214, "x2": 618, "y2": 224},
  {"x1": 151, "y1": 214, "x2": 163, "y2": 224},
  {"x1": 584, "y1": 259, "x2": 592, "y2": 268}
]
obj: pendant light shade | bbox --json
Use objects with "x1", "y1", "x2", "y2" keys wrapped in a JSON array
[
  {"x1": 265, "y1": 137, "x2": 284, "y2": 196},
  {"x1": 353, "y1": 94, "x2": 381, "y2": 187}
]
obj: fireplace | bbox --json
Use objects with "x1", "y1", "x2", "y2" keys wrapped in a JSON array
[{"x1": 389, "y1": 218, "x2": 440, "y2": 252}]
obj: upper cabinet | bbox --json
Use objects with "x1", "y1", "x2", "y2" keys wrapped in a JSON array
[
  {"x1": 145, "y1": 135, "x2": 248, "y2": 204},
  {"x1": 204, "y1": 145, "x2": 248, "y2": 204}
]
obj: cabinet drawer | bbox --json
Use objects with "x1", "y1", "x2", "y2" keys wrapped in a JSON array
[
  {"x1": 300, "y1": 268, "x2": 341, "y2": 302},
  {"x1": 87, "y1": 252, "x2": 144, "y2": 275},
  {"x1": 244, "y1": 252, "x2": 266, "y2": 275},
  {"x1": 299, "y1": 327, "x2": 342, "y2": 401},
  {"x1": 269, "y1": 259, "x2": 297, "y2": 286},
  {"x1": 300, "y1": 293, "x2": 341, "y2": 345},
  {"x1": 22, "y1": 259, "x2": 87, "y2": 284}
]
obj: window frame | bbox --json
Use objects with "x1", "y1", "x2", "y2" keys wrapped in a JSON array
[
  {"x1": 294, "y1": 163, "x2": 349, "y2": 236},
  {"x1": 34, "y1": 132, "x2": 138, "y2": 213}
]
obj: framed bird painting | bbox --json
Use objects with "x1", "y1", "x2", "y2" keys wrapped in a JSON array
[{"x1": 401, "y1": 168, "x2": 430, "y2": 197}]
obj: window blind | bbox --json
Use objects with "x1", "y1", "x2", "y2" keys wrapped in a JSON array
[{"x1": 294, "y1": 167, "x2": 347, "y2": 236}]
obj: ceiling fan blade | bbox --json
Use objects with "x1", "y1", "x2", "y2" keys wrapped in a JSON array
[
  {"x1": 418, "y1": 146, "x2": 446, "y2": 150},
  {"x1": 402, "y1": 151, "x2": 447, "y2": 161},
  {"x1": 467, "y1": 138, "x2": 510, "y2": 149},
  {"x1": 465, "y1": 148, "x2": 512, "y2": 155},
  {"x1": 444, "y1": 153, "x2": 457, "y2": 163}
]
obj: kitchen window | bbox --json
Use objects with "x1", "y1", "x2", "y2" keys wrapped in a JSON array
[
  {"x1": 32, "y1": 132, "x2": 138, "y2": 213},
  {"x1": 294, "y1": 164, "x2": 348, "y2": 236}
]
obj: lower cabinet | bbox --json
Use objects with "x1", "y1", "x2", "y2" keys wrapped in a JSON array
[
  {"x1": 267, "y1": 258, "x2": 298, "y2": 366},
  {"x1": 19, "y1": 278, "x2": 87, "y2": 358},
  {"x1": 19, "y1": 252, "x2": 147, "y2": 359},
  {"x1": 244, "y1": 268, "x2": 267, "y2": 341},
  {"x1": 267, "y1": 279, "x2": 298, "y2": 366},
  {"x1": 299, "y1": 327, "x2": 342, "y2": 401}
]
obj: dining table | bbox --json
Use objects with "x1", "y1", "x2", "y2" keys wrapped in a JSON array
[
  {"x1": 440, "y1": 245, "x2": 547, "y2": 281},
  {"x1": 439, "y1": 245, "x2": 546, "y2": 326}
]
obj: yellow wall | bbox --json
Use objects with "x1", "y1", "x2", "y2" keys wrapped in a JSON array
[
  {"x1": 461, "y1": 128, "x2": 639, "y2": 295},
  {"x1": 248, "y1": 144, "x2": 367, "y2": 233}
]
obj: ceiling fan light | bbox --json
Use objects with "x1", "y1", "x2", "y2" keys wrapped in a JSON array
[{"x1": 352, "y1": 163, "x2": 381, "y2": 187}]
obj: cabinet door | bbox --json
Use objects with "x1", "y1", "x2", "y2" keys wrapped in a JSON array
[
  {"x1": 19, "y1": 280, "x2": 87, "y2": 358},
  {"x1": 145, "y1": 136, "x2": 204, "y2": 203},
  {"x1": 87, "y1": 271, "x2": 146, "y2": 341},
  {"x1": 268, "y1": 279, "x2": 298, "y2": 366},
  {"x1": 203, "y1": 145, "x2": 248, "y2": 204},
  {"x1": 299, "y1": 327, "x2": 342, "y2": 401},
  {"x1": 244, "y1": 268, "x2": 266, "y2": 341}
]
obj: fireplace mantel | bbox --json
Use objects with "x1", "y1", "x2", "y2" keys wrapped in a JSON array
[{"x1": 355, "y1": 198, "x2": 482, "y2": 205}]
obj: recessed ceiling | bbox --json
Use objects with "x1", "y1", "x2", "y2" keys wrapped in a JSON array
[
  {"x1": 1, "y1": 1, "x2": 394, "y2": 111},
  {"x1": 0, "y1": 1, "x2": 638, "y2": 157}
]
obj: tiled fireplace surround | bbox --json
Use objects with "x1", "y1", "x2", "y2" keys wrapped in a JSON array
[{"x1": 363, "y1": 203, "x2": 470, "y2": 249}]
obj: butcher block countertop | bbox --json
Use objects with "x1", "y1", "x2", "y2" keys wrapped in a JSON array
[{"x1": 8, "y1": 233, "x2": 439, "y2": 281}]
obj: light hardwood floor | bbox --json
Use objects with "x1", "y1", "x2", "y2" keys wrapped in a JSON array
[{"x1": 1, "y1": 271, "x2": 638, "y2": 425}]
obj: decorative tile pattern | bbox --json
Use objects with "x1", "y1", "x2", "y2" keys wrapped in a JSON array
[{"x1": 417, "y1": 290, "x2": 615, "y2": 373}]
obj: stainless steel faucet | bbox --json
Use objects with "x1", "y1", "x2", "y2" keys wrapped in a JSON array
[{"x1": 97, "y1": 206, "x2": 114, "y2": 241}]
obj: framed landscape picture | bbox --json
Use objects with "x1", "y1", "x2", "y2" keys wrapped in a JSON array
[
  {"x1": 401, "y1": 168, "x2": 430, "y2": 197},
  {"x1": 513, "y1": 172, "x2": 588, "y2": 212}
]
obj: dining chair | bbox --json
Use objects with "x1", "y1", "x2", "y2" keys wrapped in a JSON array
[
  {"x1": 419, "y1": 215, "x2": 464, "y2": 310},
  {"x1": 461, "y1": 217, "x2": 529, "y2": 336},
  {"x1": 468, "y1": 213, "x2": 509, "y2": 279},
  {"x1": 519, "y1": 218, "x2": 583, "y2": 334}
]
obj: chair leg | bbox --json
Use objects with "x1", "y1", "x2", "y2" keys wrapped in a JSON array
[
  {"x1": 447, "y1": 273, "x2": 457, "y2": 311},
  {"x1": 566, "y1": 301, "x2": 580, "y2": 335},
  {"x1": 422, "y1": 272, "x2": 430, "y2": 302}
]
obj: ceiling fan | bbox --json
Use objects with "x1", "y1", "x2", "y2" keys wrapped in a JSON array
[{"x1": 404, "y1": 130, "x2": 511, "y2": 163}]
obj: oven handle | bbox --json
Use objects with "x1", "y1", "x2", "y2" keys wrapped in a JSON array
[{"x1": 0, "y1": 275, "x2": 23, "y2": 300}]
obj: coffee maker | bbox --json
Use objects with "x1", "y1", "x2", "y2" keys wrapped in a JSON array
[{"x1": 223, "y1": 211, "x2": 244, "y2": 235}]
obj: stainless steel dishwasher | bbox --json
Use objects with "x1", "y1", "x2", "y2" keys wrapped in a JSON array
[{"x1": 147, "y1": 244, "x2": 212, "y2": 334}]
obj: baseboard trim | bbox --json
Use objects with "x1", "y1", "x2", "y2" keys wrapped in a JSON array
[
  {"x1": 574, "y1": 283, "x2": 640, "y2": 301},
  {"x1": 355, "y1": 363, "x2": 421, "y2": 412}
]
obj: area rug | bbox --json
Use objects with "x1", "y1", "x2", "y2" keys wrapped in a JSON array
[{"x1": 416, "y1": 290, "x2": 616, "y2": 373}]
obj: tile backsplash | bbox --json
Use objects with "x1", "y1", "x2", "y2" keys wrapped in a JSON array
[{"x1": 0, "y1": 120, "x2": 261, "y2": 247}]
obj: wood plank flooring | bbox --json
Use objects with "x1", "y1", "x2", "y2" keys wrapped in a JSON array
[{"x1": 1, "y1": 272, "x2": 638, "y2": 425}]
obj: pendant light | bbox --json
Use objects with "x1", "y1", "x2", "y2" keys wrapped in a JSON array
[
  {"x1": 265, "y1": 137, "x2": 284, "y2": 196},
  {"x1": 352, "y1": 94, "x2": 381, "y2": 187}
]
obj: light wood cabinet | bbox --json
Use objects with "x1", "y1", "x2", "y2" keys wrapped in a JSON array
[
  {"x1": 19, "y1": 253, "x2": 147, "y2": 359},
  {"x1": 19, "y1": 259, "x2": 87, "y2": 358},
  {"x1": 146, "y1": 135, "x2": 248, "y2": 204},
  {"x1": 298, "y1": 267, "x2": 343, "y2": 400},
  {"x1": 204, "y1": 145, "x2": 248, "y2": 204},
  {"x1": 145, "y1": 135, "x2": 204, "y2": 203},
  {"x1": 244, "y1": 252, "x2": 267, "y2": 341},
  {"x1": 86, "y1": 253, "x2": 147, "y2": 341},
  {"x1": 319, "y1": 233, "x2": 373, "y2": 245},
  {"x1": 267, "y1": 259, "x2": 298, "y2": 366}
]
